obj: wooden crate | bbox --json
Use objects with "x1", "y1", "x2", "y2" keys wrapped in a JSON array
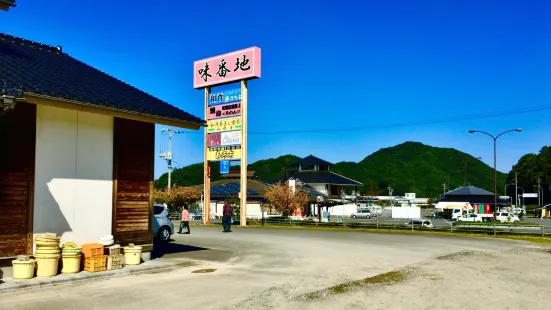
[
  {"x1": 84, "y1": 255, "x2": 107, "y2": 272},
  {"x1": 107, "y1": 254, "x2": 123, "y2": 270}
]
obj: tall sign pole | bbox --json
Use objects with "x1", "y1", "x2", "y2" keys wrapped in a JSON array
[
  {"x1": 194, "y1": 47, "x2": 261, "y2": 227},
  {"x1": 240, "y1": 80, "x2": 248, "y2": 225},
  {"x1": 203, "y1": 87, "x2": 211, "y2": 224}
]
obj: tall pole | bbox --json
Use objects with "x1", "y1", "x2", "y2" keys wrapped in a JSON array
[
  {"x1": 515, "y1": 172, "x2": 518, "y2": 207},
  {"x1": 464, "y1": 161, "x2": 467, "y2": 185},
  {"x1": 469, "y1": 128, "x2": 521, "y2": 221},
  {"x1": 168, "y1": 130, "x2": 173, "y2": 190},
  {"x1": 493, "y1": 138, "x2": 497, "y2": 218},
  {"x1": 203, "y1": 87, "x2": 211, "y2": 225},
  {"x1": 160, "y1": 128, "x2": 180, "y2": 190},
  {"x1": 240, "y1": 80, "x2": 248, "y2": 226},
  {"x1": 538, "y1": 177, "x2": 543, "y2": 207}
]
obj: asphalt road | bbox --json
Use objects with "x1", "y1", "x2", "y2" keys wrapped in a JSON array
[{"x1": 0, "y1": 226, "x2": 528, "y2": 310}]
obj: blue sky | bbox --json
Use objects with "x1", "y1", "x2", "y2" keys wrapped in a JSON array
[{"x1": 2, "y1": 0, "x2": 550, "y2": 178}]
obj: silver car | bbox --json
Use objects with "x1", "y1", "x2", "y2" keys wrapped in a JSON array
[{"x1": 351, "y1": 209, "x2": 371, "y2": 219}]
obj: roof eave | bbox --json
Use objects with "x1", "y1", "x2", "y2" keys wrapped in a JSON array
[{"x1": 24, "y1": 92, "x2": 205, "y2": 130}]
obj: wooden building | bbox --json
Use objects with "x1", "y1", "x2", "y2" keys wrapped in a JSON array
[{"x1": 0, "y1": 33, "x2": 203, "y2": 259}]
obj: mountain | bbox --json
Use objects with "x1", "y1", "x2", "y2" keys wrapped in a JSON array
[
  {"x1": 332, "y1": 142, "x2": 506, "y2": 198},
  {"x1": 506, "y1": 146, "x2": 551, "y2": 204},
  {"x1": 155, "y1": 142, "x2": 506, "y2": 197}
]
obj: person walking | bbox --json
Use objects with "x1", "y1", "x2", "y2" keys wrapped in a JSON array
[
  {"x1": 178, "y1": 206, "x2": 190, "y2": 234},
  {"x1": 222, "y1": 201, "x2": 233, "y2": 233}
]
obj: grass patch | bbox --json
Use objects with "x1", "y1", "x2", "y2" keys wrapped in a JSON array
[
  {"x1": 300, "y1": 269, "x2": 411, "y2": 301},
  {"x1": 191, "y1": 268, "x2": 217, "y2": 274}
]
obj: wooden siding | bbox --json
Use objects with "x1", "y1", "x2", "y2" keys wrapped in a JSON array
[
  {"x1": 112, "y1": 118, "x2": 154, "y2": 245},
  {"x1": 0, "y1": 103, "x2": 36, "y2": 257}
]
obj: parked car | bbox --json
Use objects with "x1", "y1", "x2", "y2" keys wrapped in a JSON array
[
  {"x1": 457, "y1": 213, "x2": 482, "y2": 222},
  {"x1": 405, "y1": 219, "x2": 434, "y2": 228},
  {"x1": 153, "y1": 204, "x2": 174, "y2": 242},
  {"x1": 351, "y1": 209, "x2": 371, "y2": 219},
  {"x1": 495, "y1": 212, "x2": 520, "y2": 223}
]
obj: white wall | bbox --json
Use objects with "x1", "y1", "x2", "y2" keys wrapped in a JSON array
[
  {"x1": 391, "y1": 207, "x2": 421, "y2": 219},
  {"x1": 34, "y1": 105, "x2": 114, "y2": 248},
  {"x1": 309, "y1": 183, "x2": 328, "y2": 195}
]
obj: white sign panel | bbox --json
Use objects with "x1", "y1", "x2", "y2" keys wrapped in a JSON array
[
  {"x1": 523, "y1": 193, "x2": 538, "y2": 198},
  {"x1": 221, "y1": 131, "x2": 241, "y2": 146}
]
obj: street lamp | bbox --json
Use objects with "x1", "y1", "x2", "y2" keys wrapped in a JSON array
[{"x1": 469, "y1": 128, "x2": 522, "y2": 220}]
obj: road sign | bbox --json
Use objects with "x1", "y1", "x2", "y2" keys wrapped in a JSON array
[
  {"x1": 220, "y1": 160, "x2": 230, "y2": 174},
  {"x1": 523, "y1": 193, "x2": 538, "y2": 198}
]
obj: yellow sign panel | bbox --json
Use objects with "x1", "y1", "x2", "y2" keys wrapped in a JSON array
[
  {"x1": 207, "y1": 116, "x2": 241, "y2": 133},
  {"x1": 207, "y1": 146, "x2": 242, "y2": 161}
]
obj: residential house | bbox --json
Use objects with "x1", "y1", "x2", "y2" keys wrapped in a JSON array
[{"x1": 0, "y1": 32, "x2": 204, "y2": 260}]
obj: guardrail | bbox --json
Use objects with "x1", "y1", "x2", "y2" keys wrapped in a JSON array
[{"x1": 195, "y1": 216, "x2": 551, "y2": 237}]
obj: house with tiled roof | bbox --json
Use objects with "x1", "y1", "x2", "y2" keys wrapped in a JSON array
[
  {"x1": 195, "y1": 176, "x2": 327, "y2": 218},
  {"x1": 0, "y1": 0, "x2": 15, "y2": 11},
  {"x1": 275, "y1": 155, "x2": 362, "y2": 199},
  {"x1": 0, "y1": 27, "x2": 203, "y2": 260}
]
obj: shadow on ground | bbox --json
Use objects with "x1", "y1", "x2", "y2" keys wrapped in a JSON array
[{"x1": 152, "y1": 242, "x2": 209, "y2": 259}]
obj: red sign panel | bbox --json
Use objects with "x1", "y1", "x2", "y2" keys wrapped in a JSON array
[
  {"x1": 208, "y1": 102, "x2": 241, "y2": 120},
  {"x1": 207, "y1": 133, "x2": 221, "y2": 147}
]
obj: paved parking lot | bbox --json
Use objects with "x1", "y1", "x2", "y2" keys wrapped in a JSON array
[{"x1": 1, "y1": 226, "x2": 548, "y2": 309}]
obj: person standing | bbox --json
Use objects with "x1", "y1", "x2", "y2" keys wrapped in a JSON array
[
  {"x1": 222, "y1": 201, "x2": 233, "y2": 233},
  {"x1": 179, "y1": 206, "x2": 190, "y2": 234}
]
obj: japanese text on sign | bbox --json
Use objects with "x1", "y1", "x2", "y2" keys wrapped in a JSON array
[
  {"x1": 194, "y1": 47, "x2": 262, "y2": 89},
  {"x1": 207, "y1": 131, "x2": 241, "y2": 147},
  {"x1": 208, "y1": 102, "x2": 241, "y2": 120},
  {"x1": 207, "y1": 116, "x2": 241, "y2": 133},
  {"x1": 207, "y1": 145, "x2": 242, "y2": 161},
  {"x1": 208, "y1": 88, "x2": 241, "y2": 106}
]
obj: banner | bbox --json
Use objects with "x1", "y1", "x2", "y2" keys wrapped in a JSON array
[
  {"x1": 207, "y1": 146, "x2": 241, "y2": 161},
  {"x1": 208, "y1": 102, "x2": 241, "y2": 119},
  {"x1": 207, "y1": 116, "x2": 241, "y2": 133}
]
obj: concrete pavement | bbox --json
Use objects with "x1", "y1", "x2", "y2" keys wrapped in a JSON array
[{"x1": 0, "y1": 226, "x2": 529, "y2": 310}]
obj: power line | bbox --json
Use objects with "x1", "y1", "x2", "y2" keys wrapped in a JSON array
[{"x1": 182, "y1": 103, "x2": 551, "y2": 136}]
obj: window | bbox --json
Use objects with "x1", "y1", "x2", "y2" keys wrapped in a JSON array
[
  {"x1": 154, "y1": 205, "x2": 165, "y2": 215},
  {"x1": 318, "y1": 165, "x2": 329, "y2": 171},
  {"x1": 300, "y1": 164, "x2": 315, "y2": 171}
]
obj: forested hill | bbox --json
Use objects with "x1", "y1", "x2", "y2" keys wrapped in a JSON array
[{"x1": 155, "y1": 142, "x2": 506, "y2": 197}]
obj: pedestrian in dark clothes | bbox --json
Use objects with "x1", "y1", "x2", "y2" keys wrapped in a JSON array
[{"x1": 222, "y1": 201, "x2": 233, "y2": 232}]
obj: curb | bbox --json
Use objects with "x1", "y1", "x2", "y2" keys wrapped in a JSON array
[{"x1": 0, "y1": 259, "x2": 197, "y2": 294}]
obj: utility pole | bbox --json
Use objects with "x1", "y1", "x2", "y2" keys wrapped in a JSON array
[
  {"x1": 159, "y1": 128, "x2": 180, "y2": 190},
  {"x1": 537, "y1": 177, "x2": 542, "y2": 206},
  {"x1": 442, "y1": 182, "x2": 447, "y2": 194},
  {"x1": 387, "y1": 186, "x2": 393, "y2": 206},
  {"x1": 515, "y1": 172, "x2": 518, "y2": 207}
]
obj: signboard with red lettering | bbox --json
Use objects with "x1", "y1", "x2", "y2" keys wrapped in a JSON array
[
  {"x1": 194, "y1": 47, "x2": 261, "y2": 89},
  {"x1": 208, "y1": 102, "x2": 241, "y2": 120}
]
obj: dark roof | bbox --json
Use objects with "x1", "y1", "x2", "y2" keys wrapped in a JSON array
[
  {"x1": 0, "y1": 33, "x2": 203, "y2": 126},
  {"x1": 444, "y1": 186, "x2": 494, "y2": 196},
  {"x1": 197, "y1": 179, "x2": 328, "y2": 202},
  {"x1": 0, "y1": 0, "x2": 15, "y2": 7},
  {"x1": 275, "y1": 170, "x2": 362, "y2": 186},
  {"x1": 292, "y1": 155, "x2": 334, "y2": 166},
  {"x1": 211, "y1": 183, "x2": 259, "y2": 195}
]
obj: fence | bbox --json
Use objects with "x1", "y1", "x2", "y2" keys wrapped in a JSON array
[{"x1": 201, "y1": 216, "x2": 551, "y2": 237}]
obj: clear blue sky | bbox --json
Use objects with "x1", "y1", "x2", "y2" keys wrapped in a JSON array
[{"x1": 2, "y1": 0, "x2": 550, "y2": 178}]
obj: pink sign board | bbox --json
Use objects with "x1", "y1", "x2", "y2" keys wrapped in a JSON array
[
  {"x1": 208, "y1": 102, "x2": 241, "y2": 120},
  {"x1": 193, "y1": 47, "x2": 261, "y2": 89}
]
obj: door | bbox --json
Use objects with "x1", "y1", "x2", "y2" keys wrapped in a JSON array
[{"x1": 0, "y1": 103, "x2": 36, "y2": 257}]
